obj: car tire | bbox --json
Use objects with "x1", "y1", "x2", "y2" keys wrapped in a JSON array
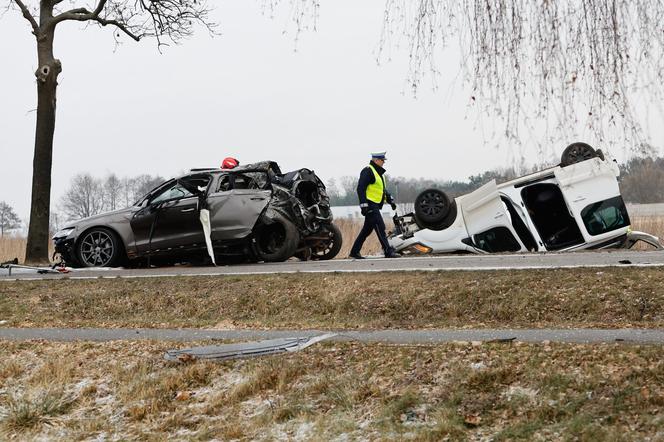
[
  {"x1": 414, "y1": 188, "x2": 456, "y2": 230},
  {"x1": 425, "y1": 200, "x2": 458, "y2": 231},
  {"x1": 254, "y1": 213, "x2": 300, "y2": 262},
  {"x1": 310, "y1": 223, "x2": 343, "y2": 261},
  {"x1": 560, "y1": 142, "x2": 600, "y2": 166},
  {"x1": 76, "y1": 227, "x2": 123, "y2": 268}
]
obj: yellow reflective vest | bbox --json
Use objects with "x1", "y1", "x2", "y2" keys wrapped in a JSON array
[{"x1": 366, "y1": 164, "x2": 386, "y2": 204}]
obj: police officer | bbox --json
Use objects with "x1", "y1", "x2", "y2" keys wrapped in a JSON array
[{"x1": 349, "y1": 151, "x2": 399, "y2": 259}]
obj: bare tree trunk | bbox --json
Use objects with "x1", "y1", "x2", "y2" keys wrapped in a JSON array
[{"x1": 25, "y1": 4, "x2": 60, "y2": 264}]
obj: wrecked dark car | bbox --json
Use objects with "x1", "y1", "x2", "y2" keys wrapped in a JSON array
[{"x1": 53, "y1": 161, "x2": 342, "y2": 267}]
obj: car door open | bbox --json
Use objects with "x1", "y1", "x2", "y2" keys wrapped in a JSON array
[
  {"x1": 459, "y1": 180, "x2": 524, "y2": 252},
  {"x1": 553, "y1": 158, "x2": 629, "y2": 243}
]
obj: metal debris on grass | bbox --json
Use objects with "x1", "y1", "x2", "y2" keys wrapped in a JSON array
[{"x1": 164, "y1": 333, "x2": 337, "y2": 362}]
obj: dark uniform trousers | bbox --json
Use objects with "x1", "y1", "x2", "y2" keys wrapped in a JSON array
[{"x1": 350, "y1": 206, "x2": 391, "y2": 256}]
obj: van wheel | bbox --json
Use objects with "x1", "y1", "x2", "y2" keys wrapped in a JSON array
[
  {"x1": 561, "y1": 142, "x2": 600, "y2": 166},
  {"x1": 254, "y1": 213, "x2": 300, "y2": 262},
  {"x1": 414, "y1": 188, "x2": 456, "y2": 230}
]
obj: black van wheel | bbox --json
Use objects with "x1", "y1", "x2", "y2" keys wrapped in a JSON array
[
  {"x1": 254, "y1": 213, "x2": 300, "y2": 262},
  {"x1": 414, "y1": 188, "x2": 456, "y2": 230},
  {"x1": 561, "y1": 142, "x2": 600, "y2": 166}
]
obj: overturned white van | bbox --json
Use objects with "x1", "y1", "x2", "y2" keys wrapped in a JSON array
[{"x1": 389, "y1": 143, "x2": 662, "y2": 255}]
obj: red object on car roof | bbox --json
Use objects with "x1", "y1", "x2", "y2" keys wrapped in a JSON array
[{"x1": 221, "y1": 157, "x2": 239, "y2": 169}]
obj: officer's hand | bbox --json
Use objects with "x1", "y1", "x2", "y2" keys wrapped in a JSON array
[
  {"x1": 361, "y1": 206, "x2": 369, "y2": 216},
  {"x1": 390, "y1": 203, "x2": 397, "y2": 211}
]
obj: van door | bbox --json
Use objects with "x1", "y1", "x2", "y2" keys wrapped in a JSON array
[
  {"x1": 553, "y1": 158, "x2": 629, "y2": 242},
  {"x1": 459, "y1": 180, "x2": 524, "y2": 252}
]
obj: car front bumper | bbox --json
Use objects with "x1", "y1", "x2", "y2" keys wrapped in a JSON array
[{"x1": 53, "y1": 237, "x2": 78, "y2": 265}]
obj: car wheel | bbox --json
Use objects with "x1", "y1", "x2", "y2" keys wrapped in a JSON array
[
  {"x1": 310, "y1": 223, "x2": 343, "y2": 261},
  {"x1": 414, "y1": 188, "x2": 455, "y2": 230},
  {"x1": 76, "y1": 227, "x2": 123, "y2": 267},
  {"x1": 560, "y1": 142, "x2": 600, "y2": 166},
  {"x1": 255, "y1": 213, "x2": 300, "y2": 262}
]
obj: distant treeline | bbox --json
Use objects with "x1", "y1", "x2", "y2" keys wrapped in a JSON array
[
  {"x1": 59, "y1": 173, "x2": 164, "y2": 222},
  {"x1": 327, "y1": 156, "x2": 664, "y2": 206}
]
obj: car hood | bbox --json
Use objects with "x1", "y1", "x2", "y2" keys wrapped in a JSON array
[{"x1": 63, "y1": 206, "x2": 136, "y2": 229}]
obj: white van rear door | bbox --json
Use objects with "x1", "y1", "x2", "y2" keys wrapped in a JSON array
[{"x1": 553, "y1": 158, "x2": 627, "y2": 241}]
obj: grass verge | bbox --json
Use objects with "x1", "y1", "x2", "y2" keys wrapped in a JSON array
[
  {"x1": 1, "y1": 268, "x2": 664, "y2": 329},
  {"x1": 0, "y1": 340, "x2": 662, "y2": 440}
]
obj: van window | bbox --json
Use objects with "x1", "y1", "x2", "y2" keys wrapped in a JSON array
[
  {"x1": 473, "y1": 227, "x2": 521, "y2": 252},
  {"x1": 581, "y1": 196, "x2": 630, "y2": 236}
]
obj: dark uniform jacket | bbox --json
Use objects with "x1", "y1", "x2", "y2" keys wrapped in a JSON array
[{"x1": 356, "y1": 161, "x2": 393, "y2": 210}]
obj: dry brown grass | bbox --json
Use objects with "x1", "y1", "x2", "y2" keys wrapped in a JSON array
[
  {"x1": 0, "y1": 340, "x2": 663, "y2": 440},
  {"x1": 0, "y1": 237, "x2": 55, "y2": 264},
  {"x1": 632, "y1": 215, "x2": 664, "y2": 241},
  {"x1": 2, "y1": 268, "x2": 664, "y2": 329},
  {"x1": 335, "y1": 217, "x2": 393, "y2": 257},
  {"x1": 0, "y1": 237, "x2": 27, "y2": 263}
]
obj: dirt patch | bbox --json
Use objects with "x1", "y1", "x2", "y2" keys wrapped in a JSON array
[
  {"x1": 1, "y1": 268, "x2": 664, "y2": 329},
  {"x1": 0, "y1": 340, "x2": 662, "y2": 440}
]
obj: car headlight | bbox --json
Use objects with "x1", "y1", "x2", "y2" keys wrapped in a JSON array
[
  {"x1": 53, "y1": 227, "x2": 75, "y2": 240},
  {"x1": 401, "y1": 243, "x2": 433, "y2": 255}
]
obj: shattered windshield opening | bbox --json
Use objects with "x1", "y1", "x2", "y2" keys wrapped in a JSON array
[{"x1": 581, "y1": 196, "x2": 630, "y2": 236}]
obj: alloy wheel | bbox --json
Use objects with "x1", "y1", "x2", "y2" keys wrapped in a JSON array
[{"x1": 79, "y1": 230, "x2": 115, "y2": 267}]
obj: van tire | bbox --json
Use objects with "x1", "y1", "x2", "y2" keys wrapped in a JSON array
[
  {"x1": 414, "y1": 188, "x2": 456, "y2": 230},
  {"x1": 561, "y1": 142, "x2": 600, "y2": 166}
]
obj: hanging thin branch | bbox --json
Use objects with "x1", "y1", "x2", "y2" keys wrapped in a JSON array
[{"x1": 380, "y1": 0, "x2": 664, "y2": 152}]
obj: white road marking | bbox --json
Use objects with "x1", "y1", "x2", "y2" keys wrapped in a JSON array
[{"x1": 2, "y1": 261, "x2": 664, "y2": 282}]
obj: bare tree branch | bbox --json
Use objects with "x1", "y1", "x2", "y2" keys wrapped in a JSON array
[
  {"x1": 11, "y1": 0, "x2": 38, "y2": 34},
  {"x1": 49, "y1": 0, "x2": 214, "y2": 44},
  {"x1": 379, "y1": 0, "x2": 664, "y2": 152}
]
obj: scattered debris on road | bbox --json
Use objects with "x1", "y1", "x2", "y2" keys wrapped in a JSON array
[
  {"x1": 164, "y1": 333, "x2": 337, "y2": 362},
  {"x1": 0, "y1": 262, "x2": 70, "y2": 276}
]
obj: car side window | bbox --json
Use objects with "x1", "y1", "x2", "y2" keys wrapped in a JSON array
[
  {"x1": 217, "y1": 172, "x2": 270, "y2": 192},
  {"x1": 150, "y1": 183, "x2": 193, "y2": 204},
  {"x1": 473, "y1": 227, "x2": 521, "y2": 253},
  {"x1": 581, "y1": 196, "x2": 630, "y2": 235}
]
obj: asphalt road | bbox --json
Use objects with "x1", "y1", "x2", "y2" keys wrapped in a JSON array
[
  {"x1": 2, "y1": 250, "x2": 664, "y2": 281},
  {"x1": 0, "y1": 327, "x2": 663, "y2": 344}
]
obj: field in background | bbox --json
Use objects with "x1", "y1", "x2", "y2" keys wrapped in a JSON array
[
  {"x1": 0, "y1": 215, "x2": 661, "y2": 264},
  {"x1": 632, "y1": 216, "x2": 664, "y2": 247},
  {"x1": 334, "y1": 217, "x2": 391, "y2": 257},
  {"x1": 0, "y1": 237, "x2": 27, "y2": 264}
]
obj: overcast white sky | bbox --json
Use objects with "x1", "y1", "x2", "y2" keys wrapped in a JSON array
[{"x1": 1, "y1": 1, "x2": 662, "y2": 220}]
